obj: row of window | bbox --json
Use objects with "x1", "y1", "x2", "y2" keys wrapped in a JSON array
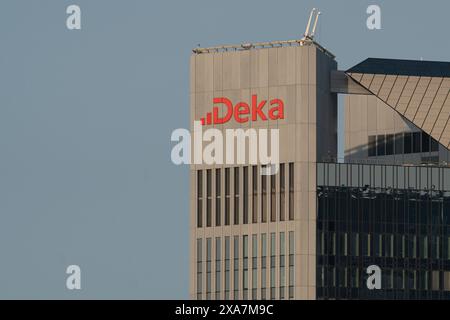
[
  {"x1": 196, "y1": 232, "x2": 295, "y2": 300},
  {"x1": 317, "y1": 267, "x2": 450, "y2": 292},
  {"x1": 197, "y1": 163, "x2": 295, "y2": 228},
  {"x1": 318, "y1": 191, "x2": 450, "y2": 232},
  {"x1": 368, "y1": 131, "x2": 439, "y2": 157},
  {"x1": 317, "y1": 185, "x2": 450, "y2": 299},
  {"x1": 318, "y1": 232, "x2": 450, "y2": 260}
]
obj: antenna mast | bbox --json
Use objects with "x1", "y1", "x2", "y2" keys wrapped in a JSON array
[
  {"x1": 301, "y1": 8, "x2": 321, "y2": 44},
  {"x1": 310, "y1": 11, "x2": 321, "y2": 38},
  {"x1": 303, "y1": 8, "x2": 316, "y2": 39}
]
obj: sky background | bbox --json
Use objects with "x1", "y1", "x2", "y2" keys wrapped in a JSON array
[{"x1": 0, "y1": 0, "x2": 449, "y2": 299}]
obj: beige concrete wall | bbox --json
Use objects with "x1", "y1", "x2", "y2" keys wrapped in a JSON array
[{"x1": 190, "y1": 43, "x2": 337, "y2": 300}]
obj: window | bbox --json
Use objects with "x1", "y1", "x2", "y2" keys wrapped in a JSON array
[
  {"x1": 271, "y1": 174, "x2": 276, "y2": 222},
  {"x1": 444, "y1": 272, "x2": 450, "y2": 291},
  {"x1": 233, "y1": 236, "x2": 239, "y2": 299},
  {"x1": 206, "y1": 170, "x2": 212, "y2": 227},
  {"x1": 386, "y1": 134, "x2": 394, "y2": 155},
  {"x1": 279, "y1": 232, "x2": 285, "y2": 299},
  {"x1": 280, "y1": 164, "x2": 285, "y2": 221},
  {"x1": 252, "y1": 234, "x2": 258, "y2": 299},
  {"x1": 215, "y1": 237, "x2": 221, "y2": 299},
  {"x1": 431, "y1": 137, "x2": 439, "y2": 152},
  {"x1": 289, "y1": 232, "x2": 294, "y2": 299},
  {"x1": 377, "y1": 134, "x2": 386, "y2": 156},
  {"x1": 234, "y1": 168, "x2": 240, "y2": 225},
  {"x1": 374, "y1": 234, "x2": 381, "y2": 257},
  {"x1": 261, "y1": 234, "x2": 267, "y2": 299},
  {"x1": 216, "y1": 169, "x2": 221, "y2": 226},
  {"x1": 386, "y1": 234, "x2": 394, "y2": 258},
  {"x1": 252, "y1": 166, "x2": 258, "y2": 223},
  {"x1": 206, "y1": 238, "x2": 212, "y2": 299},
  {"x1": 404, "y1": 133, "x2": 412, "y2": 154},
  {"x1": 262, "y1": 172, "x2": 267, "y2": 223},
  {"x1": 432, "y1": 271, "x2": 439, "y2": 291},
  {"x1": 395, "y1": 133, "x2": 404, "y2": 154},
  {"x1": 362, "y1": 234, "x2": 369, "y2": 256},
  {"x1": 225, "y1": 168, "x2": 230, "y2": 225},
  {"x1": 344, "y1": 233, "x2": 348, "y2": 256},
  {"x1": 289, "y1": 163, "x2": 294, "y2": 220},
  {"x1": 368, "y1": 135, "x2": 377, "y2": 157},
  {"x1": 413, "y1": 132, "x2": 421, "y2": 153},
  {"x1": 352, "y1": 233, "x2": 359, "y2": 256},
  {"x1": 422, "y1": 132, "x2": 430, "y2": 153},
  {"x1": 436, "y1": 236, "x2": 440, "y2": 259},
  {"x1": 270, "y1": 233, "x2": 276, "y2": 299},
  {"x1": 331, "y1": 232, "x2": 336, "y2": 256},
  {"x1": 402, "y1": 235, "x2": 406, "y2": 258},
  {"x1": 224, "y1": 237, "x2": 230, "y2": 299},
  {"x1": 243, "y1": 235, "x2": 249, "y2": 299},
  {"x1": 197, "y1": 171, "x2": 203, "y2": 228},
  {"x1": 196, "y1": 239, "x2": 202, "y2": 300},
  {"x1": 243, "y1": 167, "x2": 249, "y2": 224},
  {"x1": 419, "y1": 270, "x2": 428, "y2": 291},
  {"x1": 422, "y1": 236, "x2": 428, "y2": 259}
]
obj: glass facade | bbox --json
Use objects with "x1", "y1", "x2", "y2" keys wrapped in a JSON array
[{"x1": 317, "y1": 162, "x2": 450, "y2": 299}]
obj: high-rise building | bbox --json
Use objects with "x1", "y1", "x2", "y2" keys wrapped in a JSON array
[{"x1": 189, "y1": 37, "x2": 450, "y2": 299}]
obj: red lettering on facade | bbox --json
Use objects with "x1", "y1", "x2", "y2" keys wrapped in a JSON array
[
  {"x1": 268, "y1": 99, "x2": 284, "y2": 120},
  {"x1": 201, "y1": 95, "x2": 284, "y2": 125},
  {"x1": 213, "y1": 97, "x2": 233, "y2": 124},
  {"x1": 234, "y1": 102, "x2": 250, "y2": 123},
  {"x1": 251, "y1": 95, "x2": 268, "y2": 121}
]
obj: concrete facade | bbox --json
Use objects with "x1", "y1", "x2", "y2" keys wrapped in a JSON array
[{"x1": 189, "y1": 42, "x2": 337, "y2": 300}]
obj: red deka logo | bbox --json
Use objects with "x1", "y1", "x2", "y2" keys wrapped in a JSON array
[{"x1": 200, "y1": 95, "x2": 284, "y2": 125}]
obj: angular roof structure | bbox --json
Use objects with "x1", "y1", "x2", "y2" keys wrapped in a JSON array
[{"x1": 346, "y1": 58, "x2": 450, "y2": 148}]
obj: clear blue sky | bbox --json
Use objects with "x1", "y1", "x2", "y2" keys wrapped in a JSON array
[{"x1": 0, "y1": 0, "x2": 449, "y2": 298}]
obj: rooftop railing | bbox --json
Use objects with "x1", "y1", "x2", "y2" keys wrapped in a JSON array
[{"x1": 192, "y1": 38, "x2": 335, "y2": 59}]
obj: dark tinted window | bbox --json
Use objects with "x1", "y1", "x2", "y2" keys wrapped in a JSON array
[
  {"x1": 422, "y1": 132, "x2": 430, "y2": 153},
  {"x1": 413, "y1": 132, "x2": 421, "y2": 153},
  {"x1": 377, "y1": 135, "x2": 386, "y2": 156},
  {"x1": 395, "y1": 133, "x2": 404, "y2": 154},
  {"x1": 404, "y1": 133, "x2": 412, "y2": 154},
  {"x1": 386, "y1": 134, "x2": 394, "y2": 155},
  {"x1": 431, "y1": 137, "x2": 439, "y2": 152},
  {"x1": 368, "y1": 136, "x2": 376, "y2": 157}
]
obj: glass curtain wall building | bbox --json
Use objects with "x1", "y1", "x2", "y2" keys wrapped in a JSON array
[{"x1": 317, "y1": 162, "x2": 450, "y2": 299}]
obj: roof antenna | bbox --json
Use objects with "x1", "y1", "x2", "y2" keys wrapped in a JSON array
[
  {"x1": 310, "y1": 11, "x2": 321, "y2": 39},
  {"x1": 303, "y1": 8, "x2": 316, "y2": 40}
]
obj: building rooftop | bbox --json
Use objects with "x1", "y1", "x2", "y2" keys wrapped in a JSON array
[{"x1": 192, "y1": 38, "x2": 335, "y2": 59}]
